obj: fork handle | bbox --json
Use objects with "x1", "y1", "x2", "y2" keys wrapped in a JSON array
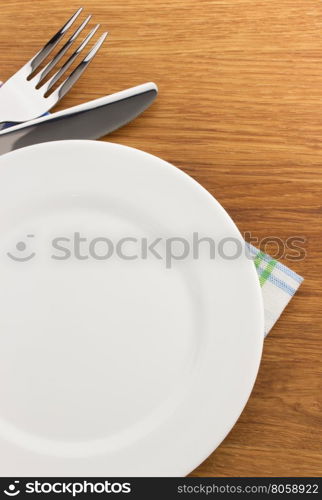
[{"x1": 0, "y1": 85, "x2": 37, "y2": 127}]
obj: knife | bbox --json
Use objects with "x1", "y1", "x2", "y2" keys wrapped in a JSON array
[{"x1": 0, "y1": 82, "x2": 157, "y2": 155}]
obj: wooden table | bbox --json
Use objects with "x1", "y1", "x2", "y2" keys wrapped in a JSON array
[{"x1": 1, "y1": 0, "x2": 321, "y2": 477}]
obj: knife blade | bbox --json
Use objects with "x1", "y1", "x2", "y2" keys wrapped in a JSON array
[{"x1": 0, "y1": 82, "x2": 157, "y2": 155}]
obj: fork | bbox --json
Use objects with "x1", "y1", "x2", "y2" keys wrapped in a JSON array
[{"x1": 0, "y1": 8, "x2": 108, "y2": 126}]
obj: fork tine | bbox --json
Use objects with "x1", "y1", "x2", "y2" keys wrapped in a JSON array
[
  {"x1": 47, "y1": 32, "x2": 108, "y2": 102},
  {"x1": 41, "y1": 24, "x2": 100, "y2": 93},
  {"x1": 33, "y1": 14, "x2": 92, "y2": 86},
  {"x1": 28, "y1": 7, "x2": 83, "y2": 74}
]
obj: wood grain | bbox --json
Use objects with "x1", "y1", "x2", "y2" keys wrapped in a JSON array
[{"x1": 0, "y1": 0, "x2": 321, "y2": 477}]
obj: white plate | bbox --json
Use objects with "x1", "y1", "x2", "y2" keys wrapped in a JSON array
[{"x1": 0, "y1": 140, "x2": 263, "y2": 476}]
